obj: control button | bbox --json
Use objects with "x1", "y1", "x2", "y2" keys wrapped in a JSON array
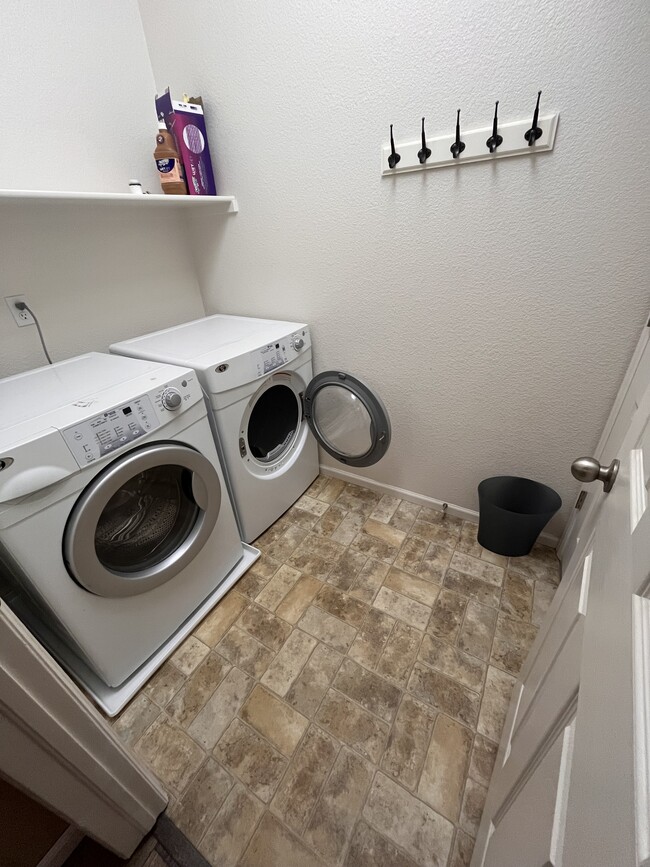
[
  {"x1": 73, "y1": 432, "x2": 83, "y2": 441},
  {"x1": 161, "y1": 387, "x2": 182, "y2": 410},
  {"x1": 294, "y1": 337, "x2": 305, "y2": 351},
  {"x1": 181, "y1": 379, "x2": 188, "y2": 387},
  {"x1": 85, "y1": 454, "x2": 94, "y2": 462}
]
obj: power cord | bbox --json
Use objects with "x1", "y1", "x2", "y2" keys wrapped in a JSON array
[{"x1": 15, "y1": 301, "x2": 52, "y2": 364}]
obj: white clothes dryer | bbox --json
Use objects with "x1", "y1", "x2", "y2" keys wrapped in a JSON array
[
  {"x1": 111, "y1": 315, "x2": 391, "y2": 543},
  {"x1": 0, "y1": 353, "x2": 257, "y2": 715}
]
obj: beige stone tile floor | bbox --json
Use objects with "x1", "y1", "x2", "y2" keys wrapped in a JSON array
[{"x1": 110, "y1": 476, "x2": 561, "y2": 867}]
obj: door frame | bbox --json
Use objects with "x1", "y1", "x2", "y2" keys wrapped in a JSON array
[{"x1": 0, "y1": 599, "x2": 166, "y2": 858}]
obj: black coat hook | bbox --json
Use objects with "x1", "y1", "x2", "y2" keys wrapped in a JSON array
[
  {"x1": 524, "y1": 91, "x2": 543, "y2": 146},
  {"x1": 486, "y1": 101, "x2": 503, "y2": 153},
  {"x1": 450, "y1": 109, "x2": 465, "y2": 159},
  {"x1": 388, "y1": 124, "x2": 401, "y2": 169},
  {"x1": 418, "y1": 117, "x2": 432, "y2": 164}
]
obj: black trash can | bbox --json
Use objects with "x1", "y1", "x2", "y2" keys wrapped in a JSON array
[{"x1": 477, "y1": 476, "x2": 562, "y2": 557}]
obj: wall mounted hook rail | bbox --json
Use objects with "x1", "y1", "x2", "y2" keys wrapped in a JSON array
[
  {"x1": 524, "y1": 90, "x2": 543, "y2": 146},
  {"x1": 486, "y1": 101, "x2": 503, "y2": 153},
  {"x1": 387, "y1": 124, "x2": 401, "y2": 169},
  {"x1": 381, "y1": 109, "x2": 559, "y2": 175},
  {"x1": 450, "y1": 109, "x2": 466, "y2": 159},
  {"x1": 418, "y1": 117, "x2": 432, "y2": 164}
]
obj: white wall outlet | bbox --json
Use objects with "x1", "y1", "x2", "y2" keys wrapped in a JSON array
[{"x1": 5, "y1": 295, "x2": 35, "y2": 327}]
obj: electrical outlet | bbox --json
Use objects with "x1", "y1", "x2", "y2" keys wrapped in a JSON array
[{"x1": 5, "y1": 295, "x2": 35, "y2": 327}]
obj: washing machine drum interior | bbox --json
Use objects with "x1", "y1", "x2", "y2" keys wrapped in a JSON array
[
  {"x1": 64, "y1": 442, "x2": 221, "y2": 598},
  {"x1": 247, "y1": 383, "x2": 300, "y2": 463},
  {"x1": 95, "y1": 464, "x2": 198, "y2": 573}
]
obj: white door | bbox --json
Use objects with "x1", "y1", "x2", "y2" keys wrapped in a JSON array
[{"x1": 473, "y1": 378, "x2": 650, "y2": 866}]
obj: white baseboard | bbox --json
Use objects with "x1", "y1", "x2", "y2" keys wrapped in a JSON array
[
  {"x1": 37, "y1": 826, "x2": 84, "y2": 867},
  {"x1": 320, "y1": 465, "x2": 559, "y2": 548}
]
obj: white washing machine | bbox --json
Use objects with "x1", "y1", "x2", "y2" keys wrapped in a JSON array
[
  {"x1": 111, "y1": 314, "x2": 392, "y2": 543},
  {"x1": 0, "y1": 353, "x2": 258, "y2": 715}
]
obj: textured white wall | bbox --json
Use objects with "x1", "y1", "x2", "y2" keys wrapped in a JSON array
[
  {"x1": 0, "y1": 1, "x2": 204, "y2": 377},
  {"x1": 1, "y1": 0, "x2": 159, "y2": 193},
  {"x1": 139, "y1": 0, "x2": 650, "y2": 533},
  {"x1": 0, "y1": 203, "x2": 205, "y2": 377}
]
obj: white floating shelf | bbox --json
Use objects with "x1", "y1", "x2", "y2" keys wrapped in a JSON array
[
  {"x1": 0, "y1": 189, "x2": 238, "y2": 212},
  {"x1": 381, "y1": 113, "x2": 559, "y2": 176}
]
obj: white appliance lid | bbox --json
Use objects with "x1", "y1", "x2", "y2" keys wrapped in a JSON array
[
  {"x1": 110, "y1": 313, "x2": 308, "y2": 369},
  {"x1": 0, "y1": 353, "x2": 193, "y2": 439}
]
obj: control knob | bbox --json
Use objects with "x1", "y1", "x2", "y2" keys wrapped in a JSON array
[
  {"x1": 161, "y1": 387, "x2": 182, "y2": 411},
  {"x1": 293, "y1": 337, "x2": 305, "y2": 351}
]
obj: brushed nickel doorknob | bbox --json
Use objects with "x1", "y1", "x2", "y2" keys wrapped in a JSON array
[{"x1": 571, "y1": 456, "x2": 620, "y2": 493}]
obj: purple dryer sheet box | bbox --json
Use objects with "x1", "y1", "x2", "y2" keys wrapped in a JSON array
[{"x1": 155, "y1": 89, "x2": 217, "y2": 195}]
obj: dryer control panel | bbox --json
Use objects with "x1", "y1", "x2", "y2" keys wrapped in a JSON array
[
  {"x1": 251, "y1": 330, "x2": 310, "y2": 379},
  {"x1": 253, "y1": 342, "x2": 290, "y2": 377}
]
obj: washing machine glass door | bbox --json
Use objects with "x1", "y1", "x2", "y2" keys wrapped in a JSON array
[
  {"x1": 63, "y1": 442, "x2": 222, "y2": 598},
  {"x1": 304, "y1": 371, "x2": 391, "y2": 467}
]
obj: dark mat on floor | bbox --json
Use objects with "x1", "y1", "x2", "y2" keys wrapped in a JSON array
[{"x1": 64, "y1": 813, "x2": 210, "y2": 867}]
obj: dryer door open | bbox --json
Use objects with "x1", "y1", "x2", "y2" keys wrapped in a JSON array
[
  {"x1": 63, "y1": 442, "x2": 221, "y2": 598},
  {"x1": 304, "y1": 371, "x2": 391, "y2": 467}
]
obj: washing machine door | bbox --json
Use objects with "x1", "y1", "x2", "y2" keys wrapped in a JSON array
[
  {"x1": 63, "y1": 442, "x2": 222, "y2": 598},
  {"x1": 304, "y1": 371, "x2": 391, "y2": 467}
]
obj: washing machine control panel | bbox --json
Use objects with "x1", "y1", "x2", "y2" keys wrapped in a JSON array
[
  {"x1": 251, "y1": 329, "x2": 310, "y2": 379},
  {"x1": 62, "y1": 395, "x2": 160, "y2": 465},
  {"x1": 61, "y1": 373, "x2": 200, "y2": 467}
]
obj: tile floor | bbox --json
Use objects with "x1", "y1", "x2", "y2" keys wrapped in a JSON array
[{"x1": 110, "y1": 477, "x2": 561, "y2": 867}]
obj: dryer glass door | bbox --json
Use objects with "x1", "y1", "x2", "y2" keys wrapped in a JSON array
[
  {"x1": 304, "y1": 372, "x2": 391, "y2": 467},
  {"x1": 63, "y1": 442, "x2": 221, "y2": 598}
]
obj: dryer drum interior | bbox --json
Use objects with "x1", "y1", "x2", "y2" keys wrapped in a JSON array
[{"x1": 247, "y1": 383, "x2": 300, "y2": 463}]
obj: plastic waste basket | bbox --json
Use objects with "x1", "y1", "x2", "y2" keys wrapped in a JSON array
[{"x1": 477, "y1": 476, "x2": 561, "y2": 557}]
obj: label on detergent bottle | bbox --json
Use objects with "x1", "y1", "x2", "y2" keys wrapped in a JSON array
[
  {"x1": 156, "y1": 157, "x2": 185, "y2": 185},
  {"x1": 156, "y1": 157, "x2": 177, "y2": 174}
]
